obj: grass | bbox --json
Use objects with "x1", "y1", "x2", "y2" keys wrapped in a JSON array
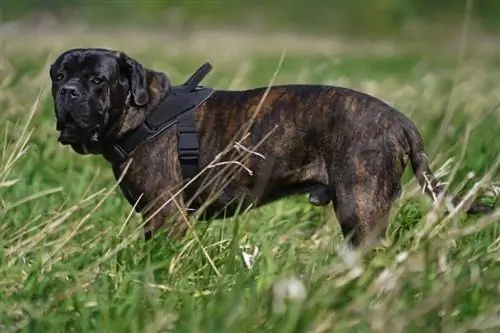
[{"x1": 1, "y1": 27, "x2": 500, "y2": 332}]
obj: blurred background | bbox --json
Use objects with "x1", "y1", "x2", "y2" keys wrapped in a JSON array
[{"x1": 2, "y1": 0, "x2": 500, "y2": 39}]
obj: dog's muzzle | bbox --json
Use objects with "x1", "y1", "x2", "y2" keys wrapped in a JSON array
[
  {"x1": 56, "y1": 110, "x2": 104, "y2": 155},
  {"x1": 57, "y1": 127, "x2": 102, "y2": 155}
]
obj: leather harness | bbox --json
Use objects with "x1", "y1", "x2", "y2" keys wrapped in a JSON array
[{"x1": 102, "y1": 63, "x2": 214, "y2": 214}]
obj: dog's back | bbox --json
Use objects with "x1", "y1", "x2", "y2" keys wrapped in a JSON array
[{"x1": 193, "y1": 85, "x2": 401, "y2": 212}]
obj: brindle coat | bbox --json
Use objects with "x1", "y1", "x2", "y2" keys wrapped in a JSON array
[{"x1": 49, "y1": 48, "x2": 493, "y2": 248}]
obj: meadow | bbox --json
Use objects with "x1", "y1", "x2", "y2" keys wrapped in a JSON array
[{"x1": 1, "y1": 27, "x2": 500, "y2": 332}]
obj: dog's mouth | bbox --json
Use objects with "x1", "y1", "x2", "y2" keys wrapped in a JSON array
[
  {"x1": 57, "y1": 124, "x2": 103, "y2": 155},
  {"x1": 55, "y1": 103, "x2": 110, "y2": 155}
]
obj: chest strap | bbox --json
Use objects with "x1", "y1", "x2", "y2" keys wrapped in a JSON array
[{"x1": 104, "y1": 63, "x2": 214, "y2": 212}]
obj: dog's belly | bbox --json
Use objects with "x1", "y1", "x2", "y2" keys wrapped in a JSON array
[
  {"x1": 258, "y1": 180, "x2": 331, "y2": 206},
  {"x1": 196, "y1": 180, "x2": 331, "y2": 221},
  {"x1": 195, "y1": 158, "x2": 332, "y2": 221}
]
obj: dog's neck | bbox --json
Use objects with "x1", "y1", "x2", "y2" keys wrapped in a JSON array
[{"x1": 114, "y1": 70, "x2": 171, "y2": 139}]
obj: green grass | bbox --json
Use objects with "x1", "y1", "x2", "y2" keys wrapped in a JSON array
[{"x1": 1, "y1": 28, "x2": 500, "y2": 333}]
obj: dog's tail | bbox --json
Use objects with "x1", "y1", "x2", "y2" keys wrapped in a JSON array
[{"x1": 403, "y1": 120, "x2": 493, "y2": 214}]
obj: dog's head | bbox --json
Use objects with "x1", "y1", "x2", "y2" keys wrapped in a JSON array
[{"x1": 49, "y1": 48, "x2": 167, "y2": 155}]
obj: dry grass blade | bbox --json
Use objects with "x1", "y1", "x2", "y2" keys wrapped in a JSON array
[
  {"x1": 430, "y1": 0, "x2": 474, "y2": 157},
  {"x1": 46, "y1": 159, "x2": 135, "y2": 261}
]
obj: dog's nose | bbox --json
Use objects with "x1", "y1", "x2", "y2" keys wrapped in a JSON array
[{"x1": 60, "y1": 85, "x2": 81, "y2": 99}]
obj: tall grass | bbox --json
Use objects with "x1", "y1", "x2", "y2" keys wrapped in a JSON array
[{"x1": 0, "y1": 28, "x2": 499, "y2": 332}]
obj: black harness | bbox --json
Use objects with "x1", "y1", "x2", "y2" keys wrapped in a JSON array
[{"x1": 103, "y1": 63, "x2": 214, "y2": 213}]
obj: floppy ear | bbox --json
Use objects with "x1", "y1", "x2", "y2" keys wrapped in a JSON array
[{"x1": 116, "y1": 52, "x2": 149, "y2": 106}]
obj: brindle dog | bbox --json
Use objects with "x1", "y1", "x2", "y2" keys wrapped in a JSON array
[{"x1": 49, "y1": 48, "x2": 493, "y2": 248}]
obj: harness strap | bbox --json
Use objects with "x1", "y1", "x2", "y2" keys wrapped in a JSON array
[{"x1": 177, "y1": 109, "x2": 200, "y2": 212}]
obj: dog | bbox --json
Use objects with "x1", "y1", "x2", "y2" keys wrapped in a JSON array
[{"x1": 49, "y1": 47, "x2": 494, "y2": 248}]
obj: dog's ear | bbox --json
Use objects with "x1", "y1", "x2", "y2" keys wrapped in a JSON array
[{"x1": 116, "y1": 52, "x2": 149, "y2": 107}]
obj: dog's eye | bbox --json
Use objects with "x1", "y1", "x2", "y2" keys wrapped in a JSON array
[
  {"x1": 90, "y1": 77, "x2": 104, "y2": 85},
  {"x1": 54, "y1": 73, "x2": 64, "y2": 81}
]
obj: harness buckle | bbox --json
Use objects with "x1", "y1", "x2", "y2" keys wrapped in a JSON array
[{"x1": 178, "y1": 132, "x2": 199, "y2": 155}]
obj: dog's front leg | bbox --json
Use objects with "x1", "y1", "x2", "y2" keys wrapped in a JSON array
[{"x1": 142, "y1": 198, "x2": 189, "y2": 241}]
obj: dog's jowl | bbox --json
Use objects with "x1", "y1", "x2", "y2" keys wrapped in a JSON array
[{"x1": 49, "y1": 47, "x2": 494, "y2": 248}]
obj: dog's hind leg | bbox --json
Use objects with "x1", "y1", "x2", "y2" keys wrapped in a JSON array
[
  {"x1": 332, "y1": 181, "x2": 395, "y2": 248},
  {"x1": 329, "y1": 153, "x2": 404, "y2": 248}
]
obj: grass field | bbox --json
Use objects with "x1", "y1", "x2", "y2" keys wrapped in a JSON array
[{"x1": 1, "y1": 27, "x2": 500, "y2": 332}]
